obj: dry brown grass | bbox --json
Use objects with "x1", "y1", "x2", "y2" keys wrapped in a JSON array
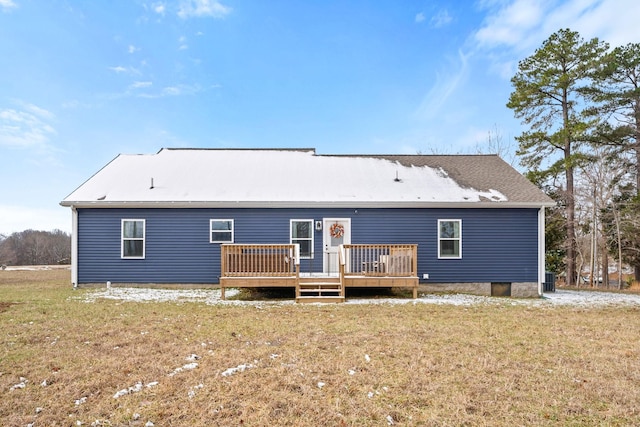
[{"x1": 1, "y1": 269, "x2": 640, "y2": 426}]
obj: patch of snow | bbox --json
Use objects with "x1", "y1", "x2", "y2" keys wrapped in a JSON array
[
  {"x1": 317, "y1": 382, "x2": 325, "y2": 389},
  {"x1": 77, "y1": 287, "x2": 239, "y2": 304},
  {"x1": 113, "y1": 381, "x2": 156, "y2": 399},
  {"x1": 62, "y1": 149, "x2": 508, "y2": 206},
  {"x1": 168, "y1": 362, "x2": 198, "y2": 377},
  {"x1": 188, "y1": 383, "x2": 204, "y2": 399},
  {"x1": 9, "y1": 377, "x2": 27, "y2": 391},
  {"x1": 221, "y1": 363, "x2": 255, "y2": 377},
  {"x1": 74, "y1": 287, "x2": 640, "y2": 308},
  {"x1": 75, "y1": 396, "x2": 87, "y2": 406},
  {"x1": 3, "y1": 265, "x2": 70, "y2": 271}
]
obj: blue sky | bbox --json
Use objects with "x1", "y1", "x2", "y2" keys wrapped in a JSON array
[{"x1": 1, "y1": 0, "x2": 639, "y2": 234}]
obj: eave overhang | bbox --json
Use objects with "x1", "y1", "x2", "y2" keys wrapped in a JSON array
[{"x1": 60, "y1": 200, "x2": 556, "y2": 209}]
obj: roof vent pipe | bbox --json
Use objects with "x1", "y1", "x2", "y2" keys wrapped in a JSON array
[
  {"x1": 150, "y1": 178, "x2": 154, "y2": 189},
  {"x1": 394, "y1": 171, "x2": 401, "y2": 182}
]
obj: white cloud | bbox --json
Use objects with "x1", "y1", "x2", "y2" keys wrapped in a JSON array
[
  {"x1": 109, "y1": 66, "x2": 127, "y2": 73},
  {"x1": 414, "y1": 50, "x2": 470, "y2": 120},
  {"x1": 134, "y1": 83, "x2": 204, "y2": 98},
  {"x1": 129, "y1": 81, "x2": 153, "y2": 89},
  {"x1": 162, "y1": 85, "x2": 187, "y2": 96},
  {"x1": 470, "y1": 0, "x2": 640, "y2": 82},
  {"x1": 474, "y1": 0, "x2": 546, "y2": 50},
  {"x1": 128, "y1": 44, "x2": 139, "y2": 54},
  {"x1": 552, "y1": 0, "x2": 640, "y2": 47},
  {"x1": 22, "y1": 102, "x2": 55, "y2": 120},
  {"x1": 0, "y1": 103, "x2": 56, "y2": 149},
  {"x1": 474, "y1": 0, "x2": 640, "y2": 54},
  {"x1": 153, "y1": 2, "x2": 165, "y2": 15},
  {"x1": 178, "y1": 35, "x2": 188, "y2": 50},
  {"x1": 415, "y1": 12, "x2": 425, "y2": 23},
  {"x1": 430, "y1": 9, "x2": 452, "y2": 28},
  {"x1": 108, "y1": 65, "x2": 141, "y2": 75},
  {"x1": 107, "y1": 81, "x2": 214, "y2": 99},
  {"x1": 165, "y1": 83, "x2": 207, "y2": 96},
  {"x1": 0, "y1": 0, "x2": 17, "y2": 12},
  {"x1": 177, "y1": 0, "x2": 231, "y2": 19}
]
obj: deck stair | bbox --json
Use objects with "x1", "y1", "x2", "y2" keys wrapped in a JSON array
[{"x1": 296, "y1": 276, "x2": 344, "y2": 303}]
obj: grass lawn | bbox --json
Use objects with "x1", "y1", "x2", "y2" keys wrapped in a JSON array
[{"x1": 1, "y1": 269, "x2": 640, "y2": 426}]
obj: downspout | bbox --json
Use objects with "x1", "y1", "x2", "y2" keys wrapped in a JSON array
[
  {"x1": 71, "y1": 206, "x2": 78, "y2": 288},
  {"x1": 538, "y1": 207, "x2": 546, "y2": 296}
]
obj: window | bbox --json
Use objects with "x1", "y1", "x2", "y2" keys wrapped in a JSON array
[
  {"x1": 210, "y1": 219, "x2": 234, "y2": 243},
  {"x1": 438, "y1": 219, "x2": 461, "y2": 259},
  {"x1": 122, "y1": 219, "x2": 145, "y2": 259},
  {"x1": 291, "y1": 219, "x2": 313, "y2": 258}
]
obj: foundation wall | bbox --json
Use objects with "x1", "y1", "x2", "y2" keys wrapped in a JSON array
[{"x1": 419, "y1": 282, "x2": 540, "y2": 298}]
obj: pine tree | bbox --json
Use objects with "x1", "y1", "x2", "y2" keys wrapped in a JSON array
[
  {"x1": 507, "y1": 29, "x2": 608, "y2": 286},
  {"x1": 588, "y1": 43, "x2": 640, "y2": 280}
]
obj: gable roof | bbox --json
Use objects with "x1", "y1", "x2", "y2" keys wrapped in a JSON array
[{"x1": 60, "y1": 148, "x2": 554, "y2": 208}]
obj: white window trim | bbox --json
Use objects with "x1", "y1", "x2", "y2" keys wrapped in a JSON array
[
  {"x1": 121, "y1": 219, "x2": 146, "y2": 259},
  {"x1": 438, "y1": 219, "x2": 462, "y2": 259},
  {"x1": 290, "y1": 219, "x2": 314, "y2": 259},
  {"x1": 210, "y1": 219, "x2": 234, "y2": 243}
]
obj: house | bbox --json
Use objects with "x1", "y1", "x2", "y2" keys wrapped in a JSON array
[{"x1": 60, "y1": 148, "x2": 555, "y2": 301}]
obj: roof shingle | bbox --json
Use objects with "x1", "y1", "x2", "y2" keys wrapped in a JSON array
[{"x1": 61, "y1": 149, "x2": 554, "y2": 208}]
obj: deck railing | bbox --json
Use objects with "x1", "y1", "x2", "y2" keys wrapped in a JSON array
[
  {"x1": 221, "y1": 244, "x2": 300, "y2": 277},
  {"x1": 341, "y1": 244, "x2": 417, "y2": 277}
]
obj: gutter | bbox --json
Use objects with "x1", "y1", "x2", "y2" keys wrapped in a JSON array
[
  {"x1": 60, "y1": 200, "x2": 556, "y2": 209},
  {"x1": 71, "y1": 206, "x2": 78, "y2": 289}
]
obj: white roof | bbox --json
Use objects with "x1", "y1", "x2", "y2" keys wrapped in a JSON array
[{"x1": 61, "y1": 149, "x2": 548, "y2": 208}]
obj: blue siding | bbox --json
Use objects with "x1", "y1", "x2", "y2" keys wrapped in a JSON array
[{"x1": 77, "y1": 208, "x2": 540, "y2": 284}]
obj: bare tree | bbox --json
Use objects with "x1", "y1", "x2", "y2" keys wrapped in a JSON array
[
  {"x1": 0, "y1": 230, "x2": 71, "y2": 266},
  {"x1": 473, "y1": 124, "x2": 518, "y2": 166}
]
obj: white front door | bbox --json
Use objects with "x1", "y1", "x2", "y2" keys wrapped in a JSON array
[{"x1": 323, "y1": 218, "x2": 351, "y2": 274}]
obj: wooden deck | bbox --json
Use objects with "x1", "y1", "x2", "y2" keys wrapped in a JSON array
[{"x1": 219, "y1": 243, "x2": 418, "y2": 302}]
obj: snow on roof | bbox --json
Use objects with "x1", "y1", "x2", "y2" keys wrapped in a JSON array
[{"x1": 61, "y1": 148, "x2": 552, "y2": 208}]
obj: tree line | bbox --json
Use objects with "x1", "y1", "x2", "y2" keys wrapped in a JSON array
[
  {"x1": 0, "y1": 230, "x2": 71, "y2": 267},
  {"x1": 508, "y1": 28, "x2": 640, "y2": 287}
]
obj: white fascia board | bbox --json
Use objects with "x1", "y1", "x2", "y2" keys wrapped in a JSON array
[{"x1": 60, "y1": 200, "x2": 555, "y2": 209}]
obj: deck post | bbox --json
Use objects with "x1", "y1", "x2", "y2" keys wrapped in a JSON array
[
  {"x1": 339, "y1": 244, "x2": 346, "y2": 298},
  {"x1": 413, "y1": 245, "x2": 418, "y2": 298},
  {"x1": 293, "y1": 244, "x2": 301, "y2": 298}
]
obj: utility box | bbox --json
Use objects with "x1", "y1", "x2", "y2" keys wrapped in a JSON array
[{"x1": 543, "y1": 272, "x2": 556, "y2": 292}]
